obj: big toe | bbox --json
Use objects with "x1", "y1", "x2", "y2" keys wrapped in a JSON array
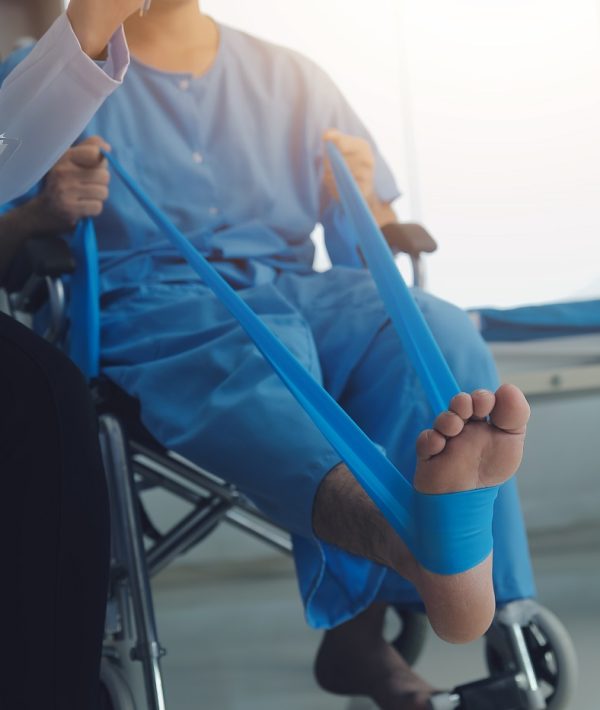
[{"x1": 490, "y1": 384, "x2": 530, "y2": 434}]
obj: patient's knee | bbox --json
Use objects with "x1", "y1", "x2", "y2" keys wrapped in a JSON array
[{"x1": 414, "y1": 290, "x2": 498, "y2": 391}]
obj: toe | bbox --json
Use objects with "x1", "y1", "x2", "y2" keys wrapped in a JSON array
[
  {"x1": 449, "y1": 392, "x2": 473, "y2": 420},
  {"x1": 471, "y1": 389, "x2": 496, "y2": 419},
  {"x1": 416, "y1": 429, "x2": 446, "y2": 461},
  {"x1": 490, "y1": 383, "x2": 530, "y2": 433},
  {"x1": 433, "y1": 410, "x2": 465, "y2": 438}
]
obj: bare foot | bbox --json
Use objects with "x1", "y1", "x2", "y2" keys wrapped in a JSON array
[
  {"x1": 412, "y1": 384, "x2": 530, "y2": 643},
  {"x1": 314, "y1": 603, "x2": 435, "y2": 710}
]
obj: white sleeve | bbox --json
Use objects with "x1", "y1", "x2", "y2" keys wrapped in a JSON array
[{"x1": 0, "y1": 13, "x2": 129, "y2": 204}]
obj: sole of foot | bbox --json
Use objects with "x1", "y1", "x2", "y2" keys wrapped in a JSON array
[{"x1": 412, "y1": 384, "x2": 530, "y2": 643}]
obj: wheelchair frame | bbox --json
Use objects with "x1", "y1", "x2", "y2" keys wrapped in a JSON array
[
  {"x1": 98, "y1": 410, "x2": 578, "y2": 710},
  {"x1": 99, "y1": 411, "x2": 293, "y2": 710},
  {"x1": 0, "y1": 238, "x2": 577, "y2": 710}
]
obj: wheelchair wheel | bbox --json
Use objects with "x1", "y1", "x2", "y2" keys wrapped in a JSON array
[
  {"x1": 485, "y1": 605, "x2": 577, "y2": 710},
  {"x1": 387, "y1": 607, "x2": 428, "y2": 666},
  {"x1": 99, "y1": 657, "x2": 137, "y2": 710}
]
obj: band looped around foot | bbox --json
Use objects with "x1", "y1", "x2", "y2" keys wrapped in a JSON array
[
  {"x1": 411, "y1": 486, "x2": 500, "y2": 575},
  {"x1": 93, "y1": 150, "x2": 504, "y2": 578}
]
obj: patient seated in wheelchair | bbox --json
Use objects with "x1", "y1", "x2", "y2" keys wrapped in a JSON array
[{"x1": 0, "y1": 3, "x2": 533, "y2": 708}]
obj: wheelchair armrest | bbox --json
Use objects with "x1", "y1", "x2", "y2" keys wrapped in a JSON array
[
  {"x1": 380, "y1": 223, "x2": 437, "y2": 258},
  {"x1": 1, "y1": 237, "x2": 75, "y2": 342},
  {"x1": 2, "y1": 236, "x2": 76, "y2": 295},
  {"x1": 380, "y1": 223, "x2": 437, "y2": 290}
]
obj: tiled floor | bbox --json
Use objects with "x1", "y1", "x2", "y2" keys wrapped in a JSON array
[{"x1": 147, "y1": 524, "x2": 599, "y2": 710}]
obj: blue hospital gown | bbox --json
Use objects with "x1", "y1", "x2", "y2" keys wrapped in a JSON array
[{"x1": 1, "y1": 24, "x2": 535, "y2": 627}]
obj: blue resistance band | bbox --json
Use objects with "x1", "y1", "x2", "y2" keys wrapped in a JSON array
[
  {"x1": 326, "y1": 143, "x2": 460, "y2": 417},
  {"x1": 70, "y1": 217, "x2": 100, "y2": 379},
  {"x1": 97, "y1": 148, "x2": 499, "y2": 575}
]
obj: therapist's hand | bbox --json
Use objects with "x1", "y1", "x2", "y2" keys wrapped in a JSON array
[
  {"x1": 67, "y1": 0, "x2": 142, "y2": 58},
  {"x1": 323, "y1": 129, "x2": 397, "y2": 227},
  {"x1": 38, "y1": 136, "x2": 111, "y2": 232}
]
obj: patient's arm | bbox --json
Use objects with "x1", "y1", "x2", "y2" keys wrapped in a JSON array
[
  {"x1": 0, "y1": 137, "x2": 110, "y2": 277},
  {"x1": 322, "y1": 130, "x2": 437, "y2": 260}
]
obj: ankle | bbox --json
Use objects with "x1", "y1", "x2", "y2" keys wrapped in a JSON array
[
  {"x1": 315, "y1": 630, "x2": 435, "y2": 708},
  {"x1": 313, "y1": 464, "x2": 419, "y2": 580}
]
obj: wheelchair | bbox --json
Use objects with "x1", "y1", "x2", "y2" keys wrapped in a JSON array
[{"x1": 0, "y1": 226, "x2": 578, "y2": 710}]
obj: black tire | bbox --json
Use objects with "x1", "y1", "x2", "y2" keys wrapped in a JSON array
[
  {"x1": 485, "y1": 606, "x2": 577, "y2": 710},
  {"x1": 99, "y1": 658, "x2": 137, "y2": 710},
  {"x1": 388, "y1": 607, "x2": 428, "y2": 666}
]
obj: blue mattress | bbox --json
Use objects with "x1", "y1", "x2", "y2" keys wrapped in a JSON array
[{"x1": 472, "y1": 299, "x2": 600, "y2": 342}]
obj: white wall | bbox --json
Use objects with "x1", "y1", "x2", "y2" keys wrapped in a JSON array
[
  {"x1": 402, "y1": 0, "x2": 600, "y2": 308},
  {"x1": 204, "y1": 0, "x2": 600, "y2": 309}
]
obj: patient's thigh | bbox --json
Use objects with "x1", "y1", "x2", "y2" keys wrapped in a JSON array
[{"x1": 101, "y1": 282, "x2": 341, "y2": 537}]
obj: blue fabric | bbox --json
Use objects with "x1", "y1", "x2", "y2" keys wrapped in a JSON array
[
  {"x1": 0, "y1": 26, "x2": 535, "y2": 625},
  {"x1": 475, "y1": 299, "x2": 600, "y2": 342}
]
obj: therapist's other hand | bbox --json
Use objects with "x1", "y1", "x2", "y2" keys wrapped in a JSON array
[
  {"x1": 39, "y1": 136, "x2": 111, "y2": 232},
  {"x1": 323, "y1": 129, "x2": 397, "y2": 227},
  {"x1": 67, "y1": 0, "x2": 142, "y2": 58}
]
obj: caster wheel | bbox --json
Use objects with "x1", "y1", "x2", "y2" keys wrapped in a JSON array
[
  {"x1": 486, "y1": 605, "x2": 577, "y2": 710},
  {"x1": 99, "y1": 657, "x2": 137, "y2": 710},
  {"x1": 387, "y1": 607, "x2": 428, "y2": 666}
]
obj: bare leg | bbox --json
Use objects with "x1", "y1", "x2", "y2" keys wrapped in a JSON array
[{"x1": 313, "y1": 384, "x2": 530, "y2": 644}]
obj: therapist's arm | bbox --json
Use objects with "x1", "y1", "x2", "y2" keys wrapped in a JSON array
[
  {"x1": 66, "y1": 0, "x2": 142, "y2": 59},
  {"x1": 0, "y1": 0, "x2": 140, "y2": 204}
]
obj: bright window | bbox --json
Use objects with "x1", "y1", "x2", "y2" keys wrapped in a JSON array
[{"x1": 205, "y1": 0, "x2": 600, "y2": 308}]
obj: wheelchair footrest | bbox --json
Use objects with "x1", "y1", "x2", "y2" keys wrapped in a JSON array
[{"x1": 429, "y1": 673, "x2": 528, "y2": 710}]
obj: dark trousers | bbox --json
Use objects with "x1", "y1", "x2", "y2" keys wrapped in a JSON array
[{"x1": 0, "y1": 312, "x2": 109, "y2": 709}]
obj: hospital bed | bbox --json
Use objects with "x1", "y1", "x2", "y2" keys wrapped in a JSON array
[
  {"x1": 474, "y1": 302, "x2": 600, "y2": 537},
  {"x1": 0, "y1": 233, "x2": 580, "y2": 710}
]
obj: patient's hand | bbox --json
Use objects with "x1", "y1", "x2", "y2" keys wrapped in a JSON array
[
  {"x1": 38, "y1": 136, "x2": 111, "y2": 232},
  {"x1": 323, "y1": 129, "x2": 396, "y2": 227},
  {"x1": 67, "y1": 0, "x2": 142, "y2": 58},
  {"x1": 323, "y1": 129, "x2": 376, "y2": 205}
]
